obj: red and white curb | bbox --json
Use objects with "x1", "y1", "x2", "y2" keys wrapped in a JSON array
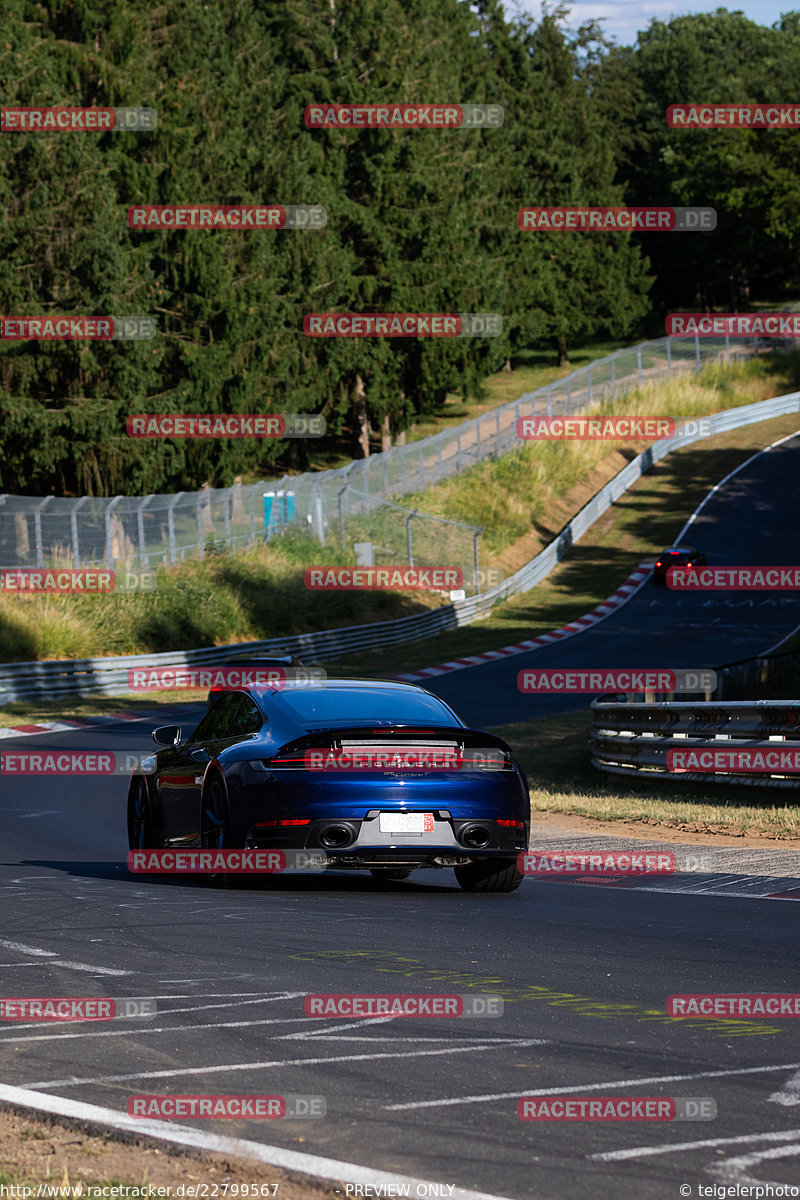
[
  {"x1": 396, "y1": 562, "x2": 653, "y2": 682},
  {"x1": 0, "y1": 709, "x2": 157, "y2": 741}
]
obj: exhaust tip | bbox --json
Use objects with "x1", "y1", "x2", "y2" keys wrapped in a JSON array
[
  {"x1": 459, "y1": 824, "x2": 492, "y2": 849},
  {"x1": 319, "y1": 824, "x2": 354, "y2": 848}
]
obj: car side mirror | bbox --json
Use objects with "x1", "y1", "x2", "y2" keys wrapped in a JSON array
[{"x1": 152, "y1": 725, "x2": 181, "y2": 747}]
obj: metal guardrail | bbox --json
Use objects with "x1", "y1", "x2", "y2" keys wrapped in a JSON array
[
  {"x1": 591, "y1": 700, "x2": 800, "y2": 791},
  {"x1": 2, "y1": 387, "x2": 800, "y2": 704}
]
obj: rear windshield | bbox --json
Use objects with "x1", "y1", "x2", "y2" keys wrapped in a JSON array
[{"x1": 277, "y1": 688, "x2": 461, "y2": 726}]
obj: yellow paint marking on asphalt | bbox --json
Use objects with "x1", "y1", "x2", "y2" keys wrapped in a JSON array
[{"x1": 289, "y1": 949, "x2": 780, "y2": 1037}]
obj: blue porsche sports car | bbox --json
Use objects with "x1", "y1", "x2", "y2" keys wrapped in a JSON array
[{"x1": 127, "y1": 679, "x2": 529, "y2": 892}]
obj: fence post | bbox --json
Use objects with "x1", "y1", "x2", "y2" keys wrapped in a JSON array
[
  {"x1": 196, "y1": 492, "x2": 205, "y2": 559},
  {"x1": 33, "y1": 496, "x2": 53, "y2": 569},
  {"x1": 167, "y1": 493, "x2": 183, "y2": 563},
  {"x1": 406, "y1": 512, "x2": 416, "y2": 566},
  {"x1": 70, "y1": 496, "x2": 88, "y2": 567},
  {"x1": 419, "y1": 445, "x2": 424, "y2": 487},
  {"x1": 223, "y1": 489, "x2": 231, "y2": 546},
  {"x1": 249, "y1": 486, "x2": 256, "y2": 546},
  {"x1": 105, "y1": 496, "x2": 124, "y2": 570},
  {"x1": 587, "y1": 365, "x2": 592, "y2": 406},
  {"x1": 611, "y1": 355, "x2": 616, "y2": 398},
  {"x1": 547, "y1": 386, "x2": 552, "y2": 417},
  {"x1": 637, "y1": 348, "x2": 643, "y2": 383},
  {"x1": 473, "y1": 527, "x2": 484, "y2": 593},
  {"x1": 137, "y1": 495, "x2": 153, "y2": 568},
  {"x1": 337, "y1": 486, "x2": 347, "y2": 549},
  {"x1": 725, "y1": 332, "x2": 730, "y2": 365},
  {"x1": 401, "y1": 444, "x2": 407, "y2": 492},
  {"x1": 566, "y1": 378, "x2": 571, "y2": 410},
  {"x1": 695, "y1": 333, "x2": 701, "y2": 372}
]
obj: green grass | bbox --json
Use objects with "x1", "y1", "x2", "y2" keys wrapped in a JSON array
[
  {"x1": 2, "y1": 349, "x2": 799, "y2": 671},
  {"x1": 491, "y1": 711, "x2": 800, "y2": 839}
]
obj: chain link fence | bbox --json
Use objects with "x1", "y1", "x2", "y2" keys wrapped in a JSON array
[{"x1": 0, "y1": 332, "x2": 783, "y2": 576}]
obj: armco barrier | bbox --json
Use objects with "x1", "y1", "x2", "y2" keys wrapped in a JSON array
[
  {"x1": 2, "y1": 389, "x2": 800, "y2": 704},
  {"x1": 591, "y1": 699, "x2": 800, "y2": 791}
]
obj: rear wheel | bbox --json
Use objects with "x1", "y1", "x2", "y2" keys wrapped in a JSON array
[
  {"x1": 127, "y1": 777, "x2": 156, "y2": 852},
  {"x1": 454, "y1": 858, "x2": 523, "y2": 893},
  {"x1": 369, "y1": 867, "x2": 414, "y2": 884},
  {"x1": 200, "y1": 777, "x2": 236, "y2": 888}
]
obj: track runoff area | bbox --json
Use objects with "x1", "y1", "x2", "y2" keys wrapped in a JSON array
[{"x1": 2, "y1": 438, "x2": 800, "y2": 1200}]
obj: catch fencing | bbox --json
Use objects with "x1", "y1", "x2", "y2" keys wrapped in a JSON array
[
  {"x1": 2, "y1": 386, "x2": 800, "y2": 703},
  {"x1": 591, "y1": 699, "x2": 800, "y2": 792},
  {"x1": 0, "y1": 332, "x2": 780, "y2": 573}
]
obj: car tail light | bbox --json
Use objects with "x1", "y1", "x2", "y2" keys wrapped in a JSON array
[
  {"x1": 253, "y1": 818, "x2": 311, "y2": 827},
  {"x1": 497, "y1": 819, "x2": 526, "y2": 828},
  {"x1": 656, "y1": 561, "x2": 662, "y2": 569},
  {"x1": 462, "y1": 748, "x2": 512, "y2": 770}
]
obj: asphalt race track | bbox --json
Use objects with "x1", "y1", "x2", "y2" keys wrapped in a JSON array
[
  {"x1": 425, "y1": 432, "x2": 800, "y2": 727},
  {"x1": 1, "y1": 435, "x2": 800, "y2": 1199}
]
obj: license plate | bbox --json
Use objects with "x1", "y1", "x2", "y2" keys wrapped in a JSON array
[{"x1": 379, "y1": 812, "x2": 435, "y2": 834}]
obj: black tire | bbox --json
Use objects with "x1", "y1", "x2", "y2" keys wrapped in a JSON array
[
  {"x1": 200, "y1": 777, "x2": 236, "y2": 888},
  {"x1": 369, "y1": 867, "x2": 414, "y2": 883},
  {"x1": 127, "y1": 776, "x2": 157, "y2": 852},
  {"x1": 454, "y1": 858, "x2": 524, "y2": 893}
]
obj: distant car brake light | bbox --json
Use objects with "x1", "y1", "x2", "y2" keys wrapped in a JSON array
[{"x1": 253, "y1": 818, "x2": 311, "y2": 827}]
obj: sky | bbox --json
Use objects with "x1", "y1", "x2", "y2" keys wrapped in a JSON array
[{"x1": 516, "y1": 2, "x2": 794, "y2": 44}]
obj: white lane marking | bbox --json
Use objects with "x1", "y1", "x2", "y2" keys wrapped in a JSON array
[
  {"x1": 0, "y1": 1083, "x2": 515, "y2": 1200},
  {"x1": 675, "y1": 428, "x2": 800, "y2": 544},
  {"x1": 143, "y1": 992, "x2": 305, "y2": 1018},
  {"x1": 29, "y1": 1038, "x2": 548, "y2": 1089},
  {"x1": 709, "y1": 1141, "x2": 800, "y2": 1186},
  {"x1": 48, "y1": 960, "x2": 130, "y2": 976},
  {"x1": 592, "y1": 1127, "x2": 800, "y2": 1163},
  {"x1": 0, "y1": 1015, "x2": 317, "y2": 1045},
  {"x1": 769, "y1": 1068, "x2": 800, "y2": 1106},
  {"x1": 288, "y1": 1016, "x2": 397, "y2": 1038},
  {"x1": 384, "y1": 1060, "x2": 800, "y2": 1111},
  {"x1": 0, "y1": 939, "x2": 57, "y2": 957},
  {"x1": 0, "y1": 938, "x2": 128, "y2": 975}
]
